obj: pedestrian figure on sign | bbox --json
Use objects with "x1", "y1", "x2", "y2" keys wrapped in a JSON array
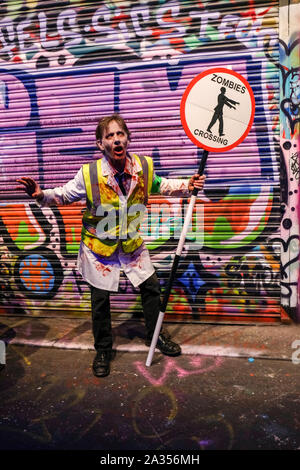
[{"x1": 207, "y1": 87, "x2": 239, "y2": 136}]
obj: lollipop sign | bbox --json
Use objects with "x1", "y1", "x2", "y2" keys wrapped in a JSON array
[
  {"x1": 145, "y1": 68, "x2": 255, "y2": 367},
  {"x1": 180, "y1": 68, "x2": 255, "y2": 152}
]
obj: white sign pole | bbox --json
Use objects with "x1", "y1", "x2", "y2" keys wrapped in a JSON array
[{"x1": 146, "y1": 150, "x2": 209, "y2": 367}]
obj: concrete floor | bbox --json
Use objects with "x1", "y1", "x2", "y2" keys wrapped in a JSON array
[{"x1": 0, "y1": 316, "x2": 300, "y2": 452}]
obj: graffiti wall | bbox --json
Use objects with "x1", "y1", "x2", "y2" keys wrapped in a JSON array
[
  {"x1": 278, "y1": 0, "x2": 300, "y2": 321},
  {"x1": 0, "y1": 0, "x2": 297, "y2": 323}
]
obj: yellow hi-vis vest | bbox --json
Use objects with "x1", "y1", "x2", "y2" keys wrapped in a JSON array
[{"x1": 81, "y1": 154, "x2": 154, "y2": 257}]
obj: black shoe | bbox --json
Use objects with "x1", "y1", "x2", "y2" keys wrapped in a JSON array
[
  {"x1": 145, "y1": 333, "x2": 181, "y2": 357},
  {"x1": 92, "y1": 350, "x2": 111, "y2": 377}
]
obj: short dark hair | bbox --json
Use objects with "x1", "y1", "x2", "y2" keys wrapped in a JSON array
[{"x1": 95, "y1": 114, "x2": 131, "y2": 142}]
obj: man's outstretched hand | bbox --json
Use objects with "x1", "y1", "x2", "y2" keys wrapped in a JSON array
[
  {"x1": 16, "y1": 177, "x2": 44, "y2": 201},
  {"x1": 188, "y1": 174, "x2": 206, "y2": 192}
]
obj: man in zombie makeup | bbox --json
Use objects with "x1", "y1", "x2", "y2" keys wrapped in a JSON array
[{"x1": 18, "y1": 114, "x2": 205, "y2": 378}]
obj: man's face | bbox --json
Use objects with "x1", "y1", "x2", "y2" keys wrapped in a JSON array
[{"x1": 98, "y1": 120, "x2": 129, "y2": 167}]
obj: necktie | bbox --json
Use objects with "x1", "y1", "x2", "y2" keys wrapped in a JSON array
[{"x1": 115, "y1": 172, "x2": 127, "y2": 196}]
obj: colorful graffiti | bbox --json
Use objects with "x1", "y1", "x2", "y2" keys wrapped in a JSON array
[
  {"x1": 0, "y1": 1, "x2": 279, "y2": 68},
  {"x1": 0, "y1": 192, "x2": 280, "y2": 318},
  {"x1": 277, "y1": 31, "x2": 300, "y2": 319},
  {"x1": 0, "y1": 0, "x2": 297, "y2": 321}
]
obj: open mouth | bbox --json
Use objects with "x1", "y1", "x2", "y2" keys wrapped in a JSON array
[{"x1": 113, "y1": 146, "x2": 124, "y2": 157}]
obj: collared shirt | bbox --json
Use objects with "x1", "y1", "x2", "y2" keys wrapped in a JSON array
[{"x1": 40, "y1": 153, "x2": 190, "y2": 292}]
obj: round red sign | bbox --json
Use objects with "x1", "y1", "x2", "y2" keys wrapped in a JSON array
[{"x1": 180, "y1": 68, "x2": 255, "y2": 152}]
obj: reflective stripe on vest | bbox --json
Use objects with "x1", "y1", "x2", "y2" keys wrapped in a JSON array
[
  {"x1": 138, "y1": 155, "x2": 149, "y2": 205},
  {"x1": 82, "y1": 159, "x2": 102, "y2": 213}
]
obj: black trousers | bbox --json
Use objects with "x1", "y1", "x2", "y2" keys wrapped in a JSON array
[{"x1": 90, "y1": 272, "x2": 161, "y2": 352}]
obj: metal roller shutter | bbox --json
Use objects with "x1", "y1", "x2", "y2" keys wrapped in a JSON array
[{"x1": 0, "y1": 0, "x2": 281, "y2": 323}]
